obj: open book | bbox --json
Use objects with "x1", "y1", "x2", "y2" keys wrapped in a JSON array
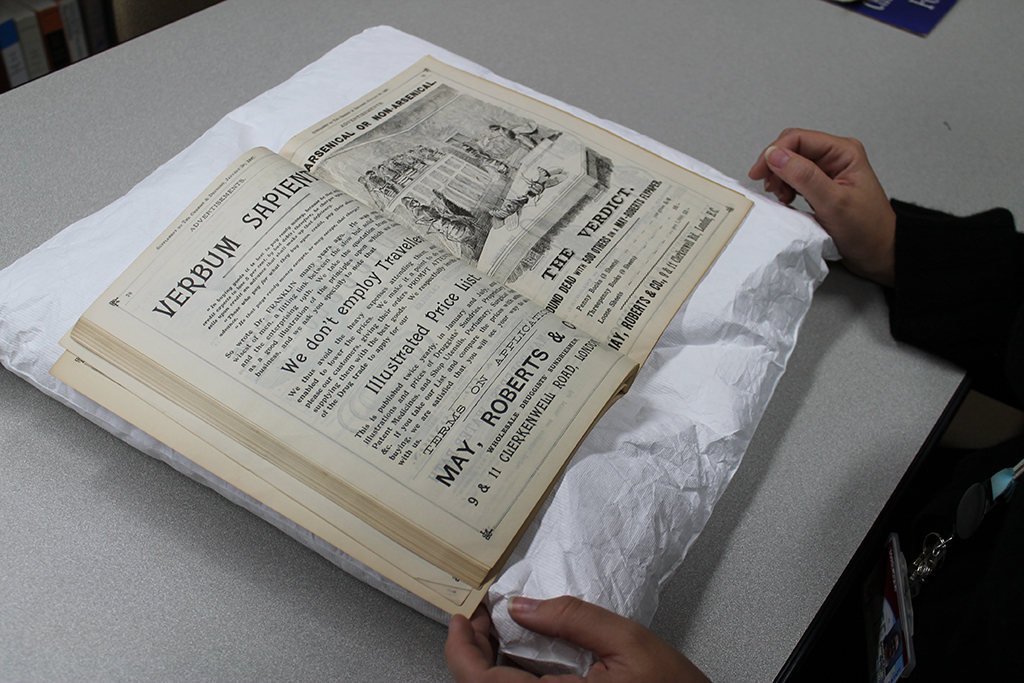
[{"x1": 52, "y1": 57, "x2": 751, "y2": 617}]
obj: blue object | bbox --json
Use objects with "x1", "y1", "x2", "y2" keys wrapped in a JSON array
[
  {"x1": 830, "y1": 0, "x2": 959, "y2": 36},
  {"x1": 990, "y1": 468, "x2": 1016, "y2": 502},
  {"x1": 0, "y1": 18, "x2": 19, "y2": 51}
]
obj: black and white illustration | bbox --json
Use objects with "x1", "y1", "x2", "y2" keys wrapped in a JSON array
[{"x1": 312, "y1": 82, "x2": 612, "y2": 282}]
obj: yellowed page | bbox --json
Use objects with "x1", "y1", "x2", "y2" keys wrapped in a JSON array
[
  {"x1": 281, "y1": 56, "x2": 751, "y2": 364},
  {"x1": 58, "y1": 148, "x2": 637, "y2": 588},
  {"x1": 52, "y1": 352, "x2": 490, "y2": 616}
]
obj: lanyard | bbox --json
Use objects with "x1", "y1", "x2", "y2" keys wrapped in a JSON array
[{"x1": 907, "y1": 455, "x2": 1023, "y2": 595}]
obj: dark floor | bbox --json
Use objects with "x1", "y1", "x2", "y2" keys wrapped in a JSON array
[{"x1": 781, "y1": 388, "x2": 1024, "y2": 681}]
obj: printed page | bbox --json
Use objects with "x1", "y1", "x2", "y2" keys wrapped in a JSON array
[
  {"x1": 59, "y1": 148, "x2": 637, "y2": 588},
  {"x1": 281, "y1": 56, "x2": 752, "y2": 363}
]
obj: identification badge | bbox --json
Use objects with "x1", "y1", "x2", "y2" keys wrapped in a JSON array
[{"x1": 863, "y1": 533, "x2": 916, "y2": 681}]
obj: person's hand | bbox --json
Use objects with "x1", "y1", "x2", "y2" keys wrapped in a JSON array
[
  {"x1": 445, "y1": 596, "x2": 711, "y2": 683},
  {"x1": 748, "y1": 128, "x2": 896, "y2": 286}
]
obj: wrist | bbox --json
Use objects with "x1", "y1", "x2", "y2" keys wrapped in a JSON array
[{"x1": 859, "y1": 223, "x2": 896, "y2": 287}]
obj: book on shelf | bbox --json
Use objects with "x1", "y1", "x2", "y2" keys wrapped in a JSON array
[
  {"x1": 77, "y1": 0, "x2": 111, "y2": 54},
  {"x1": 55, "y1": 0, "x2": 88, "y2": 63},
  {"x1": 1, "y1": 0, "x2": 47, "y2": 80},
  {"x1": 52, "y1": 56, "x2": 751, "y2": 616},
  {"x1": 0, "y1": 4, "x2": 30, "y2": 89},
  {"x1": 15, "y1": 0, "x2": 70, "y2": 70}
]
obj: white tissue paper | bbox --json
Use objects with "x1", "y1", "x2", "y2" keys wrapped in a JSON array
[{"x1": 0, "y1": 26, "x2": 834, "y2": 674}]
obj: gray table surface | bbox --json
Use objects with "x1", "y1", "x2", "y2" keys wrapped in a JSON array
[{"x1": 3, "y1": 1, "x2": 1020, "y2": 680}]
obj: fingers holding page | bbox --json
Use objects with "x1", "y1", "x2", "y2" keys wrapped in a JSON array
[
  {"x1": 749, "y1": 128, "x2": 896, "y2": 285},
  {"x1": 507, "y1": 596, "x2": 712, "y2": 683}
]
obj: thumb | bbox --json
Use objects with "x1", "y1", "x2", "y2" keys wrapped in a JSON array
[{"x1": 764, "y1": 145, "x2": 841, "y2": 211}]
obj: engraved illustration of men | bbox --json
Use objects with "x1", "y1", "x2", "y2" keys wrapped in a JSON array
[
  {"x1": 489, "y1": 122, "x2": 541, "y2": 151},
  {"x1": 459, "y1": 142, "x2": 510, "y2": 175},
  {"x1": 375, "y1": 162, "x2": 402, "y2": 183},
  {"x1": 401, "y1": 196, "x2": 478, "y2": 253},
  {"x1": 402, "y1": 196, "x2": 441, "y2": 226},
  {"x1": 361, "y1": 169, "x2": 399, "y2": 195},
  {"x1": 412, "y1": 145, "x2": 442, "y2": 163},
  {"x1": 489, "y1": 167, "x2": 566, "y2": 220},
  {"x1": 358, "y1": 169, "x2": 400, "y2": 208},
  {"x1": 478, "y1": 121, "x2": 563, "y2": 160},
  {"x1": 390, "y1": 151, "x2": 425, "y2": 174},
  {"x1": 526, "y1": 166, "x2": 566, "y2": 196},
  {"x1": 430, "y1": 188, "x2": 476, "y2": 221}
]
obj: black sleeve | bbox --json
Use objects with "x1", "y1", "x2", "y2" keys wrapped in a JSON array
[{"x1": 887, "y1": 199, "x2": 1024, "y2": 406}]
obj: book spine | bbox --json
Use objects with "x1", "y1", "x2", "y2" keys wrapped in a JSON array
[
  {"x1": 9, "y1": 4, "x2": 48, "y2": 78},
  {"x1": 76, "y1": 0, "x2": 109, "y2": 53},
  {"x1": 56, "y1": 0, "x2": 86, "y2": 62},
  {"x1": 0, "y1": 16, "x2": 30, "y2": 86},
  {"x1": 29, "y1": 3, "x2": 69, "y2": 70}
]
